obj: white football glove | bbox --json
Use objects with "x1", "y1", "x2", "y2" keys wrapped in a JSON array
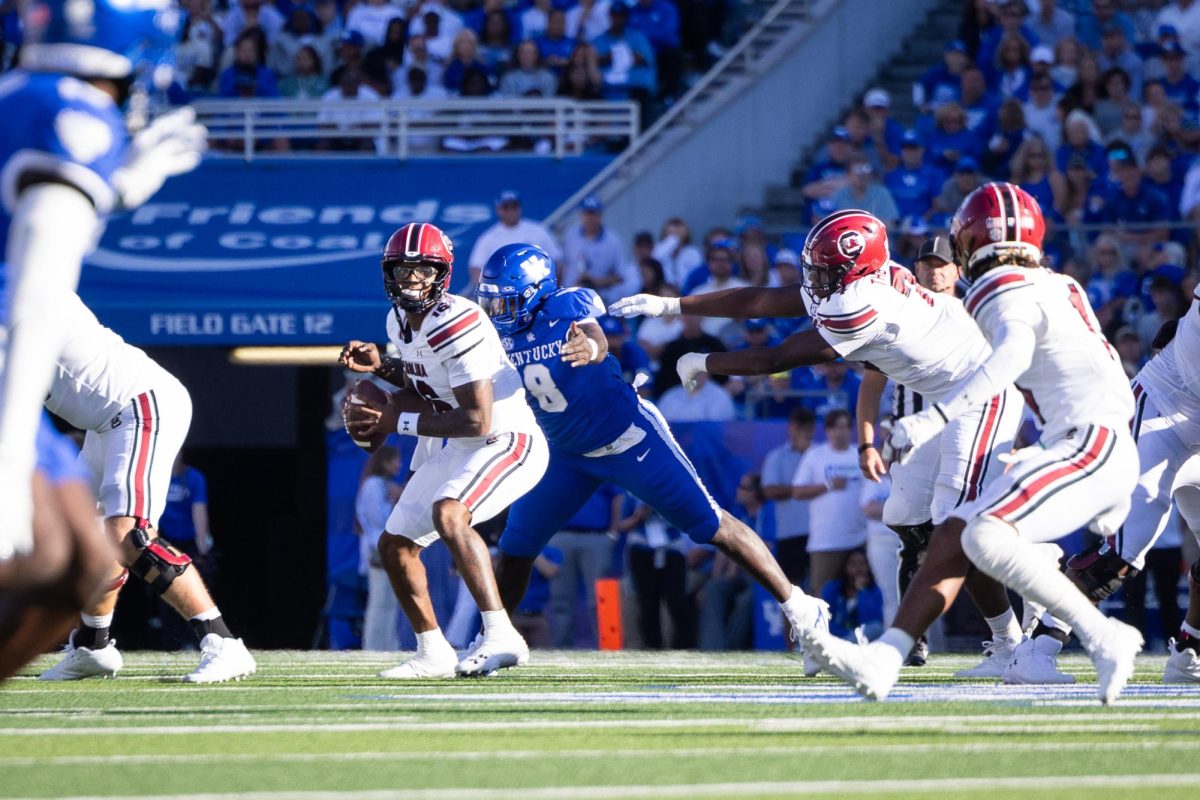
[
  {"x1": 881, "y1": 406, "x2": 947, "y2": 466},
  {"x1": 112, "y1": 107, "x2": 208, "y2": 210},
  {"x1": 676, "y1": 352, "x2": 709, "y2": 392},
  {"x1": 609, "y1": 294, "x2": 681, "y2": 318}
]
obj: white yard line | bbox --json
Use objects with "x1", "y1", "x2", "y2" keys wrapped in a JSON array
[
  {"x1": 2, "y1": 740, "x2": 1197, "y2": 769},
  {"x1": 9, "y1": 773, "x2": 1200, "y2": 800},
  {"x1": 3, "y1": 711, "x2": 1198, "y2": 736}
]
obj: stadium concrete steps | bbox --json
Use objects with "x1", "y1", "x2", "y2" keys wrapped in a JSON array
[{"x1": 743, "y1": 0, "x2": 965, "y2": 241}]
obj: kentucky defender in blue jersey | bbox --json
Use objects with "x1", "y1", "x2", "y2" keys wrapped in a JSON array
[
  {"x1": 0, "y1": 0, "x2": 204, "y2": 680},
  {"x1": 477, "y1": 244, "x2": 831, "y2": 664}
]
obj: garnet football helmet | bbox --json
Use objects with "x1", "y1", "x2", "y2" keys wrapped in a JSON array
[
  {"x1": 950, "y1": 182, "x2": 1045, "y2": 280},
  {"x1": 801, "y1": 210, "x2": 890, "y2": 298},
  {"x1": 381, "y1": 223, "x2": 454, "y2": 313}
]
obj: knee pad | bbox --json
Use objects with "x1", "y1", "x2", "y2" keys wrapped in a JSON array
[
  {"x1": 127, "y1": 525, "x2": 191, "y2": 594},
  {"x1": 1064, "y1": 537, "x2": 1139, "y2": 603}
]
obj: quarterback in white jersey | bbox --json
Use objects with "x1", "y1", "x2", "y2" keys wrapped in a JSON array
[
  {"x1": 810, "y1": 183, "x2": 1142, "y2": 704},
  {"x1": 611, "y1": 211, "x2": 1026, "y2": 670},
  {"x1": 340, "y1": 223, "x2": 548, "y2": 679},
  {"x1": 37, "y1": 293, "x2": 255, "y2": 685}
]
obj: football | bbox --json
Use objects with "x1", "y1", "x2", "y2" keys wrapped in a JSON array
[{"x1": 343, "y1": 380, "x2": 431, "y2": 452}]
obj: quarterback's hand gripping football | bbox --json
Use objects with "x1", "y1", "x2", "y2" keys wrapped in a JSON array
[
  {"x1": 112, "y1": 107, "x2": 207, "y2": 210},
  {"x1": 676, "y1": 352, "x2": 709, "y2": 392},
  {"x1": 339, "y1": 341, "x2": 381, "y2": 373},
  {"x1": 609, "y1": 294, "x2": 681, "y2": 318},
  {"x1": 352, "y1": 394, "x2": 398, "y2": 439},
  {"x1": 882, "y1": 407, "x2": 947, "y2": 466}
]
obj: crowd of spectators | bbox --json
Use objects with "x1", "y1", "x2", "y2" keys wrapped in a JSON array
[{"x1": 0, "y1": 0, "x2": 740, "y2": 150}]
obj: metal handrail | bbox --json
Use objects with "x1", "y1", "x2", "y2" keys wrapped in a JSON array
[{"x1": 191, "y1": 98, "x2": 639, "y2": 161}]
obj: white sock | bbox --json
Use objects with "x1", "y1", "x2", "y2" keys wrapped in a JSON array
[
  {"x1": 877, "y1": 628, "x2": 914, "y2": 669},
  {"x1": 779, "y1": 586, "x2": 816, "y2": 630},
  {"x1": 81, "y1": 613, "x2": 113, "y2": 628},
  {"x1": 415, "y1": 628, "x2": 451, "y2": 655},
  {"x1": 962, "y1": 518, "x2": 1110, "y2": 650},
  {"x1": 481, "y1": 609, "x2": 515, "y2": 635},
  {"x1": 1182, "y1": 622, "x2": 1200, "y2": 639},
  {"x1": 985, "y1": 608, "x2": 1022, "y2": 642},
  {"x1": 189, "y1": 607, "x2": 220, "y2": 622},
  {"x1": 1033, "y1": 635, "x2": 1063, "y2": 656}
]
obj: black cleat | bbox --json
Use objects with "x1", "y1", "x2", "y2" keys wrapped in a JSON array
[{"x1": 904, "y1": 635, "x2": 929, "y2": 667}]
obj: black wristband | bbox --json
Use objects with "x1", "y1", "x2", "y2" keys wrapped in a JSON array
[{"x1": 858, "y1": 443, "x2": 876, "y2": 454}]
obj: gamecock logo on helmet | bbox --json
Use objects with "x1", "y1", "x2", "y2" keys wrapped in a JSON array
[{"x1": 837, "y1": 231, "x2": 866, "y2": 259}]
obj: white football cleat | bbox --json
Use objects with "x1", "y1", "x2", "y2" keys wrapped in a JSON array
[
  {"x1": 183, "y1": 635, "x2": 256, "y2": 684},
  {"x1": 955, "y1": 637, "x2": 1018, "y2": 679},
  {"x1": 786, "y1": 595, "x2": 830, "y2": 677},
  {"x1": 1002, "y1": 638, "x2": 1075, "y2": 685},
  {"x1": 1090, "y1": 619, "x2": 1143, "y2": 704},
  {"x1": 38, "y1": 633, "x2": 123, "y2": 680},
  {"x1": 807, "y1": 632, "x2": 901, "y2": 701},
  {"x1": 379, "y1": 642, "x2": 458, "y2": 679},
  {"x1": 1164, "y1": 640, "x2": 1200, "y2": 684},
  {"x1": 455, "y1": 628, "x2": 529, "y2": 677}
]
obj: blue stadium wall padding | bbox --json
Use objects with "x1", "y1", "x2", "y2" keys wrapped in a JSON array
[{"x1": 80, "y1": 156, "x2": 611, "y2": 345}]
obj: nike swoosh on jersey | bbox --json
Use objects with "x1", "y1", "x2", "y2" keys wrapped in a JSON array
[{"x1": 636, "y1": 450, "x2": 650, "y2": 462}]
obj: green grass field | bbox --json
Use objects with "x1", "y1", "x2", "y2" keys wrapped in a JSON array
[{"x1": 3, "y1": 650, "x2": 1200, "y2": 800}]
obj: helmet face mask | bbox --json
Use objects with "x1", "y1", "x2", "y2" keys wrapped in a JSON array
[
  {"x1": 801, "y1": 211, "x2": 890, "y2": 299},
  {"x1": 476, "y1": 244, "x2": 557, "y2": 337},
  {"x1": 381, "y1": 223, "x2": 454, "y2": 313}
]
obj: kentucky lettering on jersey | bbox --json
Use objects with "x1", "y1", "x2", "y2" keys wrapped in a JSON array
[
  {"x1": 0, "y1": 71, "x2": 127, "y2": 249},
  {"x1": 500, "y1": 287, "x2": 638, "y2": 454},
  {"x1": 384, "y1": 294, "x2": 536, "y2": 439}
]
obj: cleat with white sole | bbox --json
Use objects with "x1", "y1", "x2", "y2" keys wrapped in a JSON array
[
  {"x1": 955, "y1": 637, "x2": 1018, "y2": 679},
  {"x1": 1091, "y1": 619, "x2": 1143, "y2": 704},
  {"x1": 787, "y1": 595, "x2": 830, "y2": 677},
  {"x1": 38, "y1": 633, "x2": 123, "y2": 681},
  {"x1": 379, "y1": 646, "x2": 458, "y2": 679},
  {"x1": 1002, "y1": 638, "x2": 1074, "y2": 685},
  {"x1": 183, "y1": 635, "x2": 256, "y2": 684},
  {"x1": 806, "y1": 631, "x2": 900, "y2": 701},
  {"x1": 1164, "y1": 639, "x2": 1200, "y2": 684},
  {"x1": 455, "y1": 629, "x2": 529, "y2": 677}
]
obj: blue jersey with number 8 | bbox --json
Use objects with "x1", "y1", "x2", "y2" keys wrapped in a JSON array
[{"x1": 502, "y1": 288, "x2": 638, "y2": 454}]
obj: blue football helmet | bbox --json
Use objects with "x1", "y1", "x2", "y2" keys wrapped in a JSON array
[
  {"x1": 477, "y1": 244, "x2": 557, "y2": 336},
  {"x1": 20, "y1": 0, "x2": 181, "y2": 80}
]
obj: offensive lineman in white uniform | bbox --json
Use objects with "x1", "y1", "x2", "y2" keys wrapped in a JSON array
[
  {"x1": 611, "y1": 211, "x2": 1026, "y2": 668},
  {"x1": 809, "y1": 182, "x2": 1142, "y2": 704},
  {"x1": 340, "y1": 223, "x2": 549, "y2": 678},
  {"x1": 38, "y1": 293, "x2": 255, "y2": 683},
  {"x1": 1087, "y1": 289, "x2": 1200, "y2": 683}
]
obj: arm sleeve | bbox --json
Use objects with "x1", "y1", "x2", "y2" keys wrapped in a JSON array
[{"x1": 938, "y1": 317, "x2": 1037, "y2": 421}]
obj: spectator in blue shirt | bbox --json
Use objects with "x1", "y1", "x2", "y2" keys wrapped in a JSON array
[
  {"x1": 982, "y1": 98, "x2": 1032, "y2": 180},
  {"x1": 977, "y1": 0, "x2": 1040, "y2": 71},
  {"x1": 1097, "y1": 23, "x2": 1144, "y2": 99},
  {"x1": 802, "y1": 126, "x2": 855, "y2": 223},
  {"x1": 959, "y1": 67, "x2": 999, "y2": 135},
  {"x1": 158, "y1": 455, "x2": 212, "y2": 558},
  {"x1": 915, "y1": 39, "x2": 970, "y2": 112},
  {"x1": 991, "y1": 33, "x2": 1032, "y2": 99},
  {"x1": 1009, "y1": 137, "x2": 1066, "y2": 223},
  {"x1": 219, "y1": 29, "x2": 281, "y2": 98},
  {"x1": 1145, "y1": 147, "x2": 1185, "y2": 220},
  {"x1": 592, "y1": 2, "x2": 657, "y2": 105},
  {"x1": 803, "y1": 359, "x2": 860, "y2": 419},
  {"x1": 1158, "y1": 43, "x2": 1200, "y2": 115},
  {"x1": 1075, "y1": 0, "x2": 1137, "y2": 51},
  {"x1": 628, "y1": 0, "x2": 681, "y2": 99},
  {"x1": 599, "y1": 315, "x2": 652, "y2": 386},
  {"x1": 927, "y1": 102, "x2": 979, "y2": 172},
  {"x1": 536, "y1": 9, "x2": 574, "y2": 73},
  {"x1": 1084, "y1": 145, "x2": 1171, "y2": 247},
  {"x1": 821, "y1": 549, "x2": 884, "y2": 642},
  {"x1": 886, "y1": 131, "x2": 943, "y2": 221},
  {"x1": 442, "y1": 28, "x2": 490, "y2": 93},
  {"x1": 863, "y1": 88, "x2": 906, "y2": 169},
  {"x1": 1055, "y1": 109, "x2": 1108, "y2": 176}
]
